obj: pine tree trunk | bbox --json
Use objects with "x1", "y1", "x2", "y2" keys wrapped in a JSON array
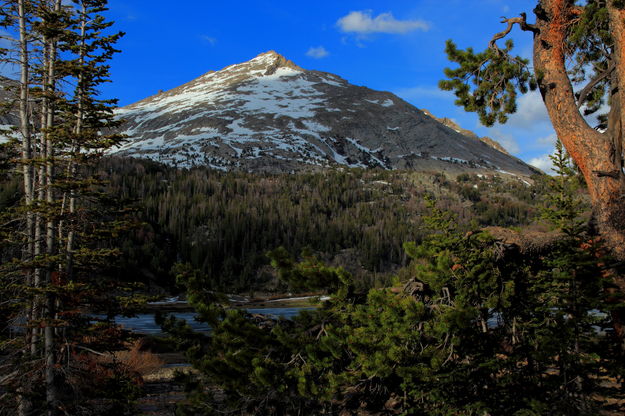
[
  {"x1": 533, "y1": 0, "x2": 625, "y2": 341},
  {"x1": 43, "y1": 3, "x2": 61, "y2": 413},
  {"x1": 6, "y1": 0, "x2": 124, "y2": 412},
  {"x1": 32, "y1": 28, "x2": 49, "y2": 358},
  {"x1": 606, "y1": 3, "x2": 625, "y2": 263},
  {"x1": 65, "y1": 2, "x2": 87, "y2": 282},
  {"x1": 17, "y1": 1, "x2": 34, "y2": 414},
  {"x1": 18, "y1": 0, "x2": 33, "y2": 264}
]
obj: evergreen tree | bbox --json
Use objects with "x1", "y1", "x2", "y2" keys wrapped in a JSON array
[
  {"x1": 100, "y1": 159, "x2": 542, "y2": 294},
  {"x1": 439, "y1": 0, "x2": 625, "y2": 341},
  {"x1": 0, "y1": 2, "x2": 140, "y2": 414},
  {"x1": 166, "y1": 187, "x2": 618, "y2": 415}
]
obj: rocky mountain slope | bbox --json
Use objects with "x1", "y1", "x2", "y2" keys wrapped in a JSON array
[
  {"x1": 420, "y1": 109, "x2": 510, "y2": 155},
  {"x1": 111, "y1": 51, "x2": 540, "y2": 178}
]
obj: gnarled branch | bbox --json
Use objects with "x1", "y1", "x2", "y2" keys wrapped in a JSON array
[{"x1": 489, "y1": 13, "x2": 539, "y2": 51}]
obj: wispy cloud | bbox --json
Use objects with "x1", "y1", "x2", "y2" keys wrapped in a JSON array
[
  {"x1": 488, "y1": 128, "x2": 520, "y2": 154},
  {"x1": 529, "y1": 153, "x2": 556, "y2": 174},
  {"x1": 200, "y1": 35, "x2": 217, "y2": 46},
  {"x1": 507, "y1": 91, "x2": 550, "y2": 128},
  {"x1": 306, "y1": 46, "x2": 329, "y2": 59},
  {"x1": 393, "y1": 85, "x2": 453, "y2": 101},
  {"x1": 337, "y1": 10, "x2": 430, "y2": 35},
  {"x1": 535, "y1": 132, "x2": 557, "y2": 148}
]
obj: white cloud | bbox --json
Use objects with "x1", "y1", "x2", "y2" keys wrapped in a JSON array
[
  {"x1": 306, "y1": 46, "x2": 329, "y2": 59},
  {"x1": 200, "y1": 35, "x2": 217, "y2": 45},
  {"x1": 337, "y1": 10, "x2": 430, "y2": 35},
  {"x1": 535, "y1": 133, "x2": 557, "y2": 148},
  {"x1": 507, "y1": 91, "x2": 550, "y2": 128},
  {"x1": 488, "y1": 128, "x2": 520, "y2": 154},
  {"x1": 529, "y1": 153, "x2": 556, "y2": 174},
  {"x1": 393, "y1": 85, "x2": 453, "y2": 101}
]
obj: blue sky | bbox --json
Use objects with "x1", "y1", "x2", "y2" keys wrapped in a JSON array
[{"x1": 100, "y1": 0, "x2": 556, "y2": 170}]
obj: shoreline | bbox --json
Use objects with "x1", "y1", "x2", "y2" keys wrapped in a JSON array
[{"x1": 144, "y1": 293, "x2": 327, "y2": 312}]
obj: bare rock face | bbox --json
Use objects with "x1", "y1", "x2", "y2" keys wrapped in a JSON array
[
  {"x1": 479, "y1": 136, "x2": 509, "y2": 155},
  {"x1": 105, "y1": 51, "x2": 539, "y2": 177},
  {"x1": 420, "y1": 109, "x2": 510, "y2": 155}
]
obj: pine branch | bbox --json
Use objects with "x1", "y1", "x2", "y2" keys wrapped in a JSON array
[{"x1": 576, "y1": 60, "x2": 615, "y2": 108}]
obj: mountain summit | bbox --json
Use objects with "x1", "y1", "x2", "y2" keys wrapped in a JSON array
[{"x1": 112, "y1": 51, "x2": 539, "y2": 177}]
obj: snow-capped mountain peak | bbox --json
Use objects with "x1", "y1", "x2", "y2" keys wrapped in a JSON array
[{"x1": 111, "y1": 52, "x2": 538, "y2": 178}]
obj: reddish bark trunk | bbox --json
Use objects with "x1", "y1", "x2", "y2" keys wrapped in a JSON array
[
  {"x1": 533, "y1": 0, "x2": 625, "y2": 340},
  {"x1": 605, "y1": 3, "x2": 625, "y2": 261}
]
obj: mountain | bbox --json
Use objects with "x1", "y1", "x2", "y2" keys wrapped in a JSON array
[
  {"x1": 420, "y1": 109, "x2": 510, "y2": 155},
  {"x1": 115, "y1": 51, "x2": 537, "y2": 176},
  {"x1": 0, "y1": 53, "x2": 539, "y2": 178},
  {"x1": 112, "y1": 51, "x2": 539, "y2": 177}
]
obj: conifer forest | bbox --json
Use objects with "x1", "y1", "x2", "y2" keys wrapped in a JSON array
[{"x1": 1, "y1": 1, "x2": 625, "y2": 415}]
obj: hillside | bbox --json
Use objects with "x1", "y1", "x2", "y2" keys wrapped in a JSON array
[{"x1": 97, "y1": 157, "x2": 545, "y2": 292}]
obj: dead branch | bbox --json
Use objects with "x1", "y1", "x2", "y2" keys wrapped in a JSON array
[
  {"x1": 0, "y1": 370, "x2": 19, "y2": 385},
  {"x1": 593, "y1": 169, "x2": 621, "y2": 178},
  {"x1": 483, "y1": 226, "x2": 563, "y2": 256},
  {"x1": 489, "y1": 13, "x2": 538, "y2": 52},
  {"x1": 315, "y1": 322, "x2": 328, "y2": 340},
  {"x1": 73, "y1": 345, "x2": 107, "y2": 356}
]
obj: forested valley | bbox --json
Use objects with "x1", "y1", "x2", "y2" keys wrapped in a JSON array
[{"x1": 96, "y1": 157, "x2": 543, "y2": 294}]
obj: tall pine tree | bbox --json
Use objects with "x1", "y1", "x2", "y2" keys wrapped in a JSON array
[{"x1": 0, "y1": 1, "x2": 138, "y2": 415}]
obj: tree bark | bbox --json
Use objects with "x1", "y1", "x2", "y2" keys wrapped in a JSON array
[
  {"x1": 18, "y1": 0, "x2": 33, "y2": 260},
  {"x1": 533, "y1": 0, "x2": 625, "y2": 339},
  {"x1": 17, "y1": 1, "x2": 34, "y2": 415},
  {"x1": 64, "y1": 1, "x2": 87, "y2": 283},
  {"x1": 43, "y1": 3, "x2": 62, "y2": 413},
  {"x1": 606, "y1": 3, "x2": 625, "y2": 261}
]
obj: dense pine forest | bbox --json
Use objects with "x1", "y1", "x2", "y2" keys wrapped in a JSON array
[{"x1": 96, "y1": 157, "x2": 544, "y2": 293}]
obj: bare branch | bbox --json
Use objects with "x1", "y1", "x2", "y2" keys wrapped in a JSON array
[
  {"x1": 489, "y1": 13, "x2": 538, "y2": 51},
  {"x1": 73, "y1": 345, "x2": 107, "y2": 356},
  {"x1": 0, "y1": 370, "x2": 19, "y2": 385},
  {"x1": 593, "y1": 169, "x2": 621, "y2": 178}
]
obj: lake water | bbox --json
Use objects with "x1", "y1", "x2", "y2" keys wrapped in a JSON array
[{"x1": 112, "y1": 307, "x2": 316, "y2": 335}]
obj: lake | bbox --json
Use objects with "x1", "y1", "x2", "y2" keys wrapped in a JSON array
[{"x1": 112, "y1": 307, "x2": 316, "y2": 335}]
